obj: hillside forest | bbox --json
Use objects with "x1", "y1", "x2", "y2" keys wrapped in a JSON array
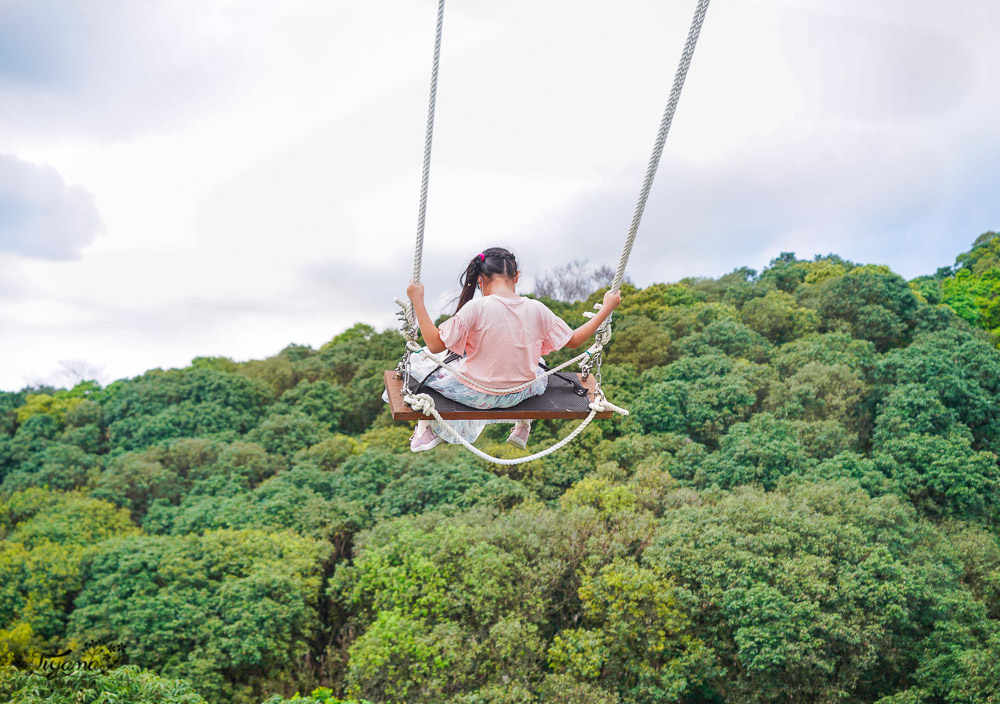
[{"x1": 2, "y1": 232, "x2": 1000, "y2": 704}]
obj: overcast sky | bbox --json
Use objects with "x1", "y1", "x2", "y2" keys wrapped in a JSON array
[{"x1": 1, "y1": 0, "x2": 998, "y2": 391}]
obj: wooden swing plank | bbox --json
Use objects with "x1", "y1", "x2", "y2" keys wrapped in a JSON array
[{"x1": 384, "y1": 370, "x2": 613, "y2": 421}]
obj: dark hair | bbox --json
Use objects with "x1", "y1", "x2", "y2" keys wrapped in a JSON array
[{"x1": 455, "y1": 247, "x2": 518, "y2": 313}]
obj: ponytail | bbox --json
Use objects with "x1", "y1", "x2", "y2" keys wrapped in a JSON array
[
  {"x1": 456, "y1": 257, "x2": 482, "y2": 313},
  {"x1": 455, "y1": 247, "x2": 519, "y2": 313}
]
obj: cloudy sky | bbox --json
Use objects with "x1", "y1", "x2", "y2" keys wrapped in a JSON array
[{"x1": 1, "y1": 0, "x2": 998, "y2": 391}]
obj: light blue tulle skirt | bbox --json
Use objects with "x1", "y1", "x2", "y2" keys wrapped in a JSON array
[{"x1": 383, "y1": 349, "x2": 548, "y2": 444}]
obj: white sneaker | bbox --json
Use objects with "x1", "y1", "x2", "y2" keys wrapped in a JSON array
[
  {"x1": 410, "y1": 426, "x2": 444, "y2": 452},
  {"x1": 507, "y1": 422, "x2": 530, "y2": 450}
]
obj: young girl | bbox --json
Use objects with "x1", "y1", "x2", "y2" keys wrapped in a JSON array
[{"x1": 396, "y1": 246, "x2": 621, "y2": 452}]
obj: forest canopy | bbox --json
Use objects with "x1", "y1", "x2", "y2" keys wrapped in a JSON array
[{"x1": 2, "y1": 234, "x2": 1000, "y2": 704}]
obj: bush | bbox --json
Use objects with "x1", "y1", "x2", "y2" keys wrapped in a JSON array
[{"x1": 0, "y1": 664, "x2": 208, "y2": 704}]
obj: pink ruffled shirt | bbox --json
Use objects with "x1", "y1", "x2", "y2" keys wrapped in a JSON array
[{"x1": 437, "y1": 295, "x2": 574, "y2": 394}]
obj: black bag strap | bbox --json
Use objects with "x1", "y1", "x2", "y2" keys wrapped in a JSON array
[
  {"x1": 407, "y1": 354, "x2": 587, "y2": 398},
  {"x1": 538, "y1": 361, "x2": 588, "y2": 396},
  {"x1": 406, "y1": 350, "x2": 463, "y2": 396}
]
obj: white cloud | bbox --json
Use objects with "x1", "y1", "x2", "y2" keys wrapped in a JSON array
[
  {"x1": 1, "y1": 0, "x2": 999, "y2": 391},
  {"x1": 0, "y1": 0, "x2": 270, "y2": 141},
  {"x1": 0, "y1": 155, "x2": 104, "y2": 260}
]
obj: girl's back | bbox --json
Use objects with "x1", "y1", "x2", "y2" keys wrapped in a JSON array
[{"x1": 439, "y1": 294, "x2": 572, "y2": 391}]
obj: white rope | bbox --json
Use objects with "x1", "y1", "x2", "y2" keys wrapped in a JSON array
[
  {"x1": 609, "y1": 0, "x2": 711, "y2": 293},
  {"x1": 403, "y1": 392, "x2": 627, "y2": 466},
  {"x1": 393, "y1": 0, "x2": 712, "y2": 465},
  {"x1": 412, "y1": 0, "x2": 446, "y2": 284}
]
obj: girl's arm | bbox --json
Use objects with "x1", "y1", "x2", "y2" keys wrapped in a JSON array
[
  {"x1": 406, "y1": 281, "x2": 447, "y2": 353},
  {"x1": 565, "y1": 290, "x2": 622, "y2": 349}
]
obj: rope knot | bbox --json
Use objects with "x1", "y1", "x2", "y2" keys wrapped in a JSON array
[
  {"x1": 403, "y1": 392, "x2": 436, "y2": 416},
  {"x1": 595, "y1": 323, "x2": 613, "y2": 347}
]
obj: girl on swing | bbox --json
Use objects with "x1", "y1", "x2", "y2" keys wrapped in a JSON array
[{"x1": 396, "y1": 246, "x2": 621, "y2": 452}]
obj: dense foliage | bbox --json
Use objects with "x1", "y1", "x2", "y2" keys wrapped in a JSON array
[
  {"x1": 0, "y1": 664, "x2": 209, "y2": 704},
  {"x1": 2, "y1": 235, "x2": 1000, "y2": 703}
]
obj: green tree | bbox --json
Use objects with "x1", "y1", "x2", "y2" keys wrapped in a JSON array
[
  {"x1": 648, "y1": 480, "x2": 997, "y2": 703},
  {"x1": 270, "y1": 379, "x2": 351, "y2": 432},
  {"x1": 102, "y1": 367, "x2": 272, "y2": 451},
  {"x1": 880, "y1": 329, "x2": 1000, "y2": 454},
  {"x1": 247, "y1": 411, "x2": 327, "y2": 458},
  {"x1": 0, "y1": 390, "x2": 27, "y2": 437},
  {"x1": 334, "y1": 504, "x2": 613, "y2": 703},
  {"x1": 630, "y1": 382, "x2": 688, "y2": 436},
  {"x1": 872, "y1": 385, "x2": 1000, "y2": 522},
  {"x1": 955, "y1": 231, "x2": 1000, "y2": 275},
  {"x1": 89, "y1": 448, "x2": 188, "y2": 522},
  {"x1": 697, "y1": 413, "x2": 812, "y2": 490},
  {"x1": 765, "y1": 361, "x2": 866, "y2": 436},
  {"x1": 757, "y1": 252, "x2": 810, "y2": 293},
  {"x1": 673, "y1": 319, "x2": 772, "y2": 363},
  {"x1": 941, "y1": 268, "x2": 1000, "y2": 342},
  {"x1": 548, "y1": 558, "x2": 719, "y2": 703},
  {"x1": 740, "y1": 290, "x2": 819, "y2": 345},
  {"x1": 638, "y1": 354, "x2": 772, "y2": 446},
  {"x1": 660, "y1": 302, "x2": 740, "y2": 341},
  {"x1": 0, "y1": 488, "x2": 137, "y2": 662},
  {"x1": 0, "y1": 664, "x2": 209, "y2": 704},
  {"x1": 68, "y1": 529, "x2": 331, "y2": 704},
  {"x1": 1, "y1": 442, "x2": 103, "y2": 493},
  {"x1": 606, "y1": 316, "x2": 672, "y2": 371},
  {"x1": 771, "y1": 331, "x2": 878, "y2": 379},
  {"x1": 815, "y1": 266, "x2": 920, "y2": 351}
]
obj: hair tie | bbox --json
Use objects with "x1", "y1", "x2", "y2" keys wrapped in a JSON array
[{"x1": 478, "y1": 253, "x2": 485, "y2": 262}]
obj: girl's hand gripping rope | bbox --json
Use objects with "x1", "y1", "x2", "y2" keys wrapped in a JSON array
[{"x1": 406, "y1": 280, "x2": 425, "y2": 304}]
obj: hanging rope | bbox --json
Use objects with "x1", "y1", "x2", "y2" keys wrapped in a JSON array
[
  {"x1": 393, "y1": 0, "x2": 713, "y2": 464},
  {"x1": 412, "y1": 0, "x2": 445, "y2": 285},
  {"x1": 609, "y1": 0, "x2": 711, "y2": 294}
]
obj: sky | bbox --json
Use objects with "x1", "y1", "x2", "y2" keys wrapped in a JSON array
[{"x1": 1, "y1": 0, "x2": 998, "y2": 391}]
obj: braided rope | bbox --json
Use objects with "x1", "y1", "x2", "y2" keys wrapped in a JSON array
[
  {"x1": 412, "y1": 0, "x2": 446, "y2": 284},
  {"x1": 609, "y1": 0, "x2": 711, "y2": 293},
  {"x1": 404, "y1": 393, "x2": 626, "y2": 465},
  {"x1": 394, "y1": 0, "x2": 711, "y2": 465}
]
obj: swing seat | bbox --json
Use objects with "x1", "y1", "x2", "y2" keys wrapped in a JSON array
[{"x1": 383, "y1": 370, "x2": 613, "y2": 421}]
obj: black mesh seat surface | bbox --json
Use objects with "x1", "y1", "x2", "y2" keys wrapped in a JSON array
[{"x1": 384, "y1": 371, "x2": 612, "y2": 420}]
